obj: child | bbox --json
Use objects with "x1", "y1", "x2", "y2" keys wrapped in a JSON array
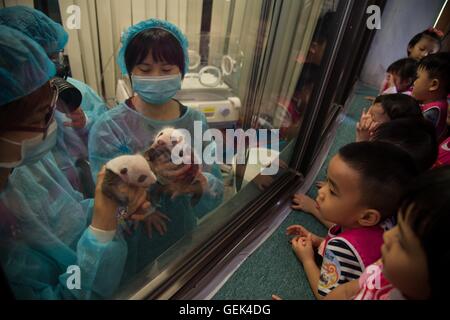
[
  {"x1": 372, "y1": 118, "x2": 438, "y2": 173},
  {"x1": 357, "y1": 94, "x2": 423, "y2": 142},
  {"x1": 380, "y1": 58, "x2": 417, "y2": 95},
  {"x1": 294, "y1": 118, "x2": 437, "y2": 229},
  {"x1": 407, "y1": 28, "x2": 443, "y2": 61},
  {"x1": 287, "y1": 142, "x2": 418, "y2": 299},
  {"x1": 412, "y1": 52, "x2": 450, "y2": 142},
  {"x1": 367, "y1": 28, "x2": 442, "y2": 101},
  {"x1": 275, "y1": 63, "x2": 319, "y2": 140},
  {"x1": 324, "y1": 166, "x2": 450, "y2": 300}
]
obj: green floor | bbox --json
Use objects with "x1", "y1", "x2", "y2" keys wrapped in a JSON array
[{"x1": 213, "y1": 82, "x2": 379, "y2": 300}]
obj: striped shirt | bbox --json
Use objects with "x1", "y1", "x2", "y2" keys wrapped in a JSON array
[{"x1": 318, "y1": 238, "x2": 364, "y2": 296}]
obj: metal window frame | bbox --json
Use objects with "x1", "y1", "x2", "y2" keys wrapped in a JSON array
[{"x1": 0, "y1": 0, "x2": 385, "y2": 300}]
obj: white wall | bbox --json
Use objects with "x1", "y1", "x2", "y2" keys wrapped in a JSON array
[{"x1": 360, "y1": 0, "x2": 445, "y2": 88}]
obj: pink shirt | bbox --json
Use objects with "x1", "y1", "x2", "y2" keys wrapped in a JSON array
[
  {"x1": 318, "y1": 225, "x2": 384, "y2": 268},
  {"x1": 421, "y1": 99, "x2": 448, "y2": 142},
  {"x1": 353, "y1": 262, "x2": 405, "y2": 300}
]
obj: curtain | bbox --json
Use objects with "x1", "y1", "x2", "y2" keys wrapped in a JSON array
[
  {"x1": 205, "y1": 0, "x2": 324, "y2": 128},
  {"x1": 58, "y1": 0, "x2": 204, "y2": 106},
  {"x1": 56, "y1": 0, "x2": 324, "y2": 115},
  {"x1": 245, "y1": 0, "x2": 324, "y2": 128}
]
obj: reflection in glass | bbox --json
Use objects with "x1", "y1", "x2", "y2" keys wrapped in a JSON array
[{"x1": 0, "y1": 0, "x2": 342, "y2": 299}]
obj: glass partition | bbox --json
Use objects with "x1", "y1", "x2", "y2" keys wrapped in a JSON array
[{"x1": 0, "y1": 0, "x2": 345, "y2": 299}]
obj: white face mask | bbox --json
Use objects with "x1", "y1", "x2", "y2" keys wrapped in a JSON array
[{"x1": 0, "y1": 121, "x2": 58, "y2": 168}]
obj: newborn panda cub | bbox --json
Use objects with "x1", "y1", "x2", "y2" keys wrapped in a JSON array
[
  {"x1": 102, "y1": 154, "x2": 157, "y2": 207},
  {"x1": 144, "y1": 127, "x2": 204, "y2": 206}
]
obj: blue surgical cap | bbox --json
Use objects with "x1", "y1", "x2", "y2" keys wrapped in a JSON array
[
  {"x1": 0, "y1": 25, "x2": 56, "y2": 106},
  {"x1": 118, "y1": 19, "x2": 190, "y2": 76},
  {"x1": 0, "y1": 5, "x2": 68, "y2": 56}
]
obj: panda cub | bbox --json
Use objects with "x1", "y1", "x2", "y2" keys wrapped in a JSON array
[
  {"x1": 102, "y1": 154, "x2": 157, "y2": 207},
  {"x1": 144, "y1": 127, "x2": 204, "y2": 206}
]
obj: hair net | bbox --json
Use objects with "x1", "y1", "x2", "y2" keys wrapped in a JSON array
[
  {"x1": 118, "y1": 18, "x2": 190, "y2": 75},
  {"x1": 0, "y1": 25, "x2": 56, "y2": 106},
  {"x1": 0, "y1": 5, "x2": 68, "y2": 55}
]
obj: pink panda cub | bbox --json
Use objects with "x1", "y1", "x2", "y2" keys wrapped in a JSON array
[{"x1": 144, "y1": 127, "x2": 205, "y2": 206}]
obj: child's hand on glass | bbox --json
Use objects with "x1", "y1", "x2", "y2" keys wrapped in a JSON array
[{"x1": 292, "y1": 194, "x2": 319, "y2": 216}]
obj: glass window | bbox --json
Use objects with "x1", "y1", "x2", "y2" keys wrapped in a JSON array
[{"x1": 0, "y1": 0, "x2": 344, "y2": 299}]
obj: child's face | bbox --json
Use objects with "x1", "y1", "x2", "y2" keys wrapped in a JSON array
[
  {"x1": 408, "y1": 36, "x2": 439, "y2": 61},
  {"x1": 306, "y1": 40, "x2": 327, "y2": 65},
  {"x1": 381, "y1": 208, "x2": 430, "y2": 299},
  {"x1": 132, "y1": 50, "x2": 181, "y2": 77},
  {"x1": 412, "y1": 67, "x2": 434, "y2": 102},
  {"x1": 316, "y1": 155, "x2": 368, "y2": 227},
  {"x1": 368, "y1": 102, "x2": 391, "y2": 124},
  {"x1": 390, "y1": 73, "x2": 412, "y2": 93}
]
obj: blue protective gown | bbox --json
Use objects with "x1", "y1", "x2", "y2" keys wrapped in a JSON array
[
  {"x1": 52, "y1": 77, "x2": 109, "y2": 192},
  {"x1": 88, "y1": 102, "x2": 224, "y2": 276},
  {"x1": 0, "y1": 152, "x2": 127, "y2": 299}
]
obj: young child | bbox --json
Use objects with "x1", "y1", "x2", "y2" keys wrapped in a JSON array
[
  {"x1": 324, "y1": 166, "x2": 450, "y2": 300},
  {"x1": 412, "y1": 52, "x2": 450, "y2": 142},
  {"x1": 368, "y1": 28, "x2": 442, "y2": 102},
  {"x1": 407, "y1": 28, "x2": 443, "y2": 61},
  {"x1": 380, "y1": 58, "x2": 417, "y2": 95},
  {"x1": 275, "y1": 63, "x2": 319, "y2": 140},
  {"x1": 294, "y1": 118, "x2": 437, "y2": 229},
  {"x1": 287, "y1": 142, "x2": 418, "y2": 299},
  {"x1": 372, "y1": 118, "x2": 438, "y2": 173},
  {"x1": 356, "y1": 94, "x2": 422, "y2": 142}
]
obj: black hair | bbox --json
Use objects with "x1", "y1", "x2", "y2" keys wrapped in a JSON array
[
  {"x1": 417, "y1": 52, "x2": 450, "y2": 94},
  {"x1": 338, "y1": 141, "x2": 419, "y2": 219},
  {"x1": 374, "y1": 94, "x2": 423, "y2": 120},
  {"x1": 295, "y1": 63, "x2": 320, "y2": 92},
  {"x1": 124, "y1": 28, "x2": 185, "y2": 76},
  {"x1": 312, "y1": 11, "x2": 335, "y2": 44},
  {"x1": 407, "y1": 29, "x2": 442, "y2": 55},
  {"x1": 372, "y1": 118, "x2": 438, "y2": 173},
  {"x1": 399, "y1": 166, "x2": 450, "y2": 299},
  {"x1": 386, "y1": 58, "x2": 418, "y2": 86}
]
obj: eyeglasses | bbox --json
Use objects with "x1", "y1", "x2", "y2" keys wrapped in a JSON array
[{"x1": 5, "y1": 81, "x2": 59, "y2": 140}]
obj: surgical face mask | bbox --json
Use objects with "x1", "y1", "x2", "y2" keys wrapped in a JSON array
[
  {"x1": 131, "y1": 74, "x2": 182, "y2": 105},
  {"x1": 0, "y1": 121, "x2": 58, "y2": 168}
]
